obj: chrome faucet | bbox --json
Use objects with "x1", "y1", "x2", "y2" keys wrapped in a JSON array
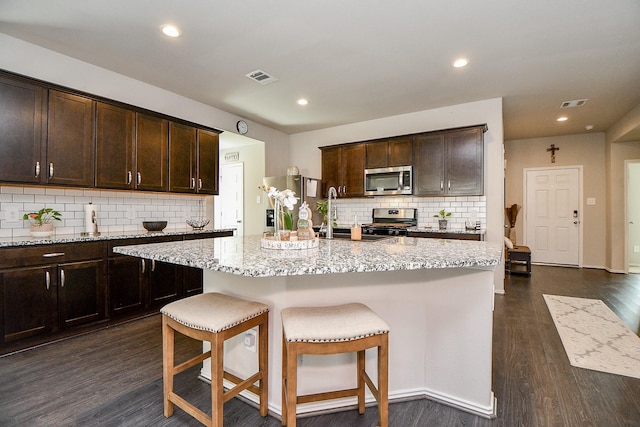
[{"x1": 326, "y1": 186, "x2": 338, "y2": 239}]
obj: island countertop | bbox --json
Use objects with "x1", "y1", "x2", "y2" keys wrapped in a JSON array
[{"x1": 113, "y1": 234, "x2": 503, "y2": 277}]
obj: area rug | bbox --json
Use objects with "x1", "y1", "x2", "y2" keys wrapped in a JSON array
[{"x1": 543, "y1": 294, "x2": 640, "y2": 379}]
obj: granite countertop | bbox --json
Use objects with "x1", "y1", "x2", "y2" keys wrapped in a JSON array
[
  {"x1": 0, "y1": 228, "x2": 235, "y2": 248},
  {"x1": 113, "y1": 234, "x2": 503, "y2": 277},
  {"x1": 407, "y1": 227, "x2": 486, "y2": 235}
]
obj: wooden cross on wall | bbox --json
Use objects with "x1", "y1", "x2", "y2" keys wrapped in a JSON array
[{"x1": 547, "y1": 144, "x2": 560, "y2": 163}]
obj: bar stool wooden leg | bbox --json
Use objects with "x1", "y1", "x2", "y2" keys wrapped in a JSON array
[
  {"x1": 281, "y1": 333, "x2": 288, "y2": 425},
  {"x1": 259, "y1": 319, "x2": 269, "y2": 417},
  {"x1": 285, "y1": 341, "x2": 298, "y2": 427},
  {"x1": 378, "y1": 334, "x2": 389, "y2": 427},
  {"x1": 211, "y1": 333, "x2": 224, "y2": 427},
  {"x1": 162, "y1": 315, "x2": 175, "y2": 418},
  {"x1": 357, "y1": 349, "x2": 365, "y2": 414}
]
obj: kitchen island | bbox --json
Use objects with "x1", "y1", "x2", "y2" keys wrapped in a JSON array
[{"x1": 114, "y1": 235, "x2": 503, "y2": 418}]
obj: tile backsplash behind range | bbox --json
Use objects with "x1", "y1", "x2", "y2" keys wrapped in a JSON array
[
  {"x1": 331, "y1": 195, "x2": 486, "y2": 229},
  {"x1": 0, "y1": 186, "x2": 210, "y2": 238}
]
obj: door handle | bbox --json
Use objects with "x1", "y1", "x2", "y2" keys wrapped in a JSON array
[{"x1": 573, "y1": 221, "x2": 580, "y2": 224}]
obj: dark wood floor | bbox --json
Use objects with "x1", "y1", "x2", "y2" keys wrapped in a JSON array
[{"x1": 1, "y1": 266, "x2": 639, "y2": 426}]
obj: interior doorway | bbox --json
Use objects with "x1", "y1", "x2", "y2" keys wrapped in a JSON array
[
  {"x1": 524, "y1": 166, "x2": 582, "y2": 266},
  {"x1": 214, "y1": 162, "x2": 244, "y2": 236},
  {"x1": 626, "y1": 160, "x2": 640, "y2": 273}
]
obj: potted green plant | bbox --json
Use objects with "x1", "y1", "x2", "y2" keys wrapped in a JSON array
[
  {"x1": 315, "y1": 200, "x2": 337, "y2": 227},
  {"x1": 23, "y1": 207, "x2": 62, "y2": 237},
  {"x1": 433, "y1": 209, "x2": 451, "y2": 230}
]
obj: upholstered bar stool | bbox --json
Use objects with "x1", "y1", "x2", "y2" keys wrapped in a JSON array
[
  {"x1": 161, "y1": 292, "x2": 269, "y2": 426},
  {"x1": 281, "y1": 303, "x2": 390, "y2": 427}
]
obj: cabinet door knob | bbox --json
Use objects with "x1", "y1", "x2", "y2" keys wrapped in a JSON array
[{"x1": 35, "y1": 161, "x2": 41, "y2": 178}]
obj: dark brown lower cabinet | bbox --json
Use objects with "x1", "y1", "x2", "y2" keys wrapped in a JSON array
[
  {"x1": 108, "y1": 256, "x2": 145, "y2": 316},
  {"x1": 1, "y1": 265, "x2": 56, "y2": 342},
  {"x1": 0, "y1": 231, "x2": 231, "y2": 353},
  {"x1": 0, "y1": 259, "x2": 106, "y2": 343}
]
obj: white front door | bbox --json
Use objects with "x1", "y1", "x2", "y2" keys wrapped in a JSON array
[
  {"x1": 215, "y1": 162, "x2": 244, "y2": 236},
  {"x1": 524, "y1": 167, "x2": 581, "y2": 266}
]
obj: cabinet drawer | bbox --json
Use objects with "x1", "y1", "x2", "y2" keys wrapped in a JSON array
[{"x1": 0, "y1": 242, "x2": 106, "y2": 269}]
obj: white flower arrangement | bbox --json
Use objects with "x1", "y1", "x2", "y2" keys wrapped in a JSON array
[{"x1": 259, "y1": 185, "x2": 298, "y2": 230}]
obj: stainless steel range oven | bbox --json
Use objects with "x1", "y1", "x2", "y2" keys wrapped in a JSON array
[{"x1": 361, "y1": 208, "x2": 417, "y2": 236}]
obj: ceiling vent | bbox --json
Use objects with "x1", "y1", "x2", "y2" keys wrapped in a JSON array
[
  {"x1": 246, "y1": 70, "x2": 278, "y2": 85},
  {"x1": 560, "y1": 99, "x2": 588, "y2": 108}
]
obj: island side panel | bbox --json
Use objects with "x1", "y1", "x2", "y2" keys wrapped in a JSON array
[{"x1": 201, "y1": 265, "x2": 496, "y2": 418}]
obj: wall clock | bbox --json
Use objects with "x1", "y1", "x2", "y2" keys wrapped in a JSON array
[{"x1": 236, "y1": 120, "x2": 248, "y2": 135}]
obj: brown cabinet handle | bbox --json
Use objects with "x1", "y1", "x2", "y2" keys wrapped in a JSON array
[
  {"x1": 198, "y1": 178, "x2": 202, "y2": 191},
  {"x1": 137, "y1": 172, "x2": 142, "y2": 185},
  {"x1": 42, "y1": 252, "x2": 65, "y2": 258},
  {"x1": 35, "y1": 161, "x2": 41, "y2": 178},
  {"x1": 190, "y1": 177, "x2": 196, "y2": 190},
  {"x1": 60, "y1": 269, "x2": 65, "y2": 288},
  {"x1": 45, "y1": 271, "x2": 50, "y2": 290},
  {"x1": 127, "y1": 171, "x2": 132, "y2": 185}
]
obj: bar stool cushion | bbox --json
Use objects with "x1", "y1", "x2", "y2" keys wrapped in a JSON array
[
  {"x1": 161, "y1": 292, "x2": 269, "y2": 333},
  {"x1": 282, "y1": 303, "x2": 390, "y2": 343}
]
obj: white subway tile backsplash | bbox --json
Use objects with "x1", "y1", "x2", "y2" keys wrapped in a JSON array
[
  {"x1": 0, "y1": 185, "x2": 210, "y2": 238},
  {"x1": 333, "y1": 195, "x2": 486, "y2": 229}
]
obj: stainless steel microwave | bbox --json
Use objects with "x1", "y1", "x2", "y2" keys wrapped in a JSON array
[{"x1": 364, "y1": 166, "x2": 412, "y2": 196}]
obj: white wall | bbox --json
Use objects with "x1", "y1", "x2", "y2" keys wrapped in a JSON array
[
  {"x1": 289, "y1": 98, "x2": 505, "y2": 292},
  {"x1": 218, "y1": 141, "x2": 266, "y2": 236},
  {"x1": 505, "y1": 133, "x2": 607, "y2": 269}
]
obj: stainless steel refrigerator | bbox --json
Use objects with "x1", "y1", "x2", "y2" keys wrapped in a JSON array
[{"x1": 262, "y1": 175, "x2": 322, "y2": 231}]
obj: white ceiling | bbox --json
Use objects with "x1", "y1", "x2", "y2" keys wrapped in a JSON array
[{"x1": 1, "y1": 0, "x2": 639, "y2": 141}]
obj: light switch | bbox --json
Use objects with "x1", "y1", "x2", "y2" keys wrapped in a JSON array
[
  {"x1": 256, "y1": 195, "x2": 261, "y2": 204},
  {"x1": 586, "y1": 198, "x2": 596, "y2": 206}
]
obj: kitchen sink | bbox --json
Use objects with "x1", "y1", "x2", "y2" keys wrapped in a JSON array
[{"x1": 320, "y1": 233, "x2": 396, "y2": 242}]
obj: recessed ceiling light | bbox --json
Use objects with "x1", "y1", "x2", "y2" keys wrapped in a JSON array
[
  {"x1": 161, "y1": 25, "x2": 181, "y2": 38},
  {"x1": 297, "y1": 99, "x2": 309, "y2": 106},
  {"x1": 585, "y1": 125, "x2": 594, "y2": 131},
  {"x1": 557, "y1": 116, "x2": 568, "y2": 122},
  {"x1": 453, "y1": 58, "x2": 469, "y2": 68}
]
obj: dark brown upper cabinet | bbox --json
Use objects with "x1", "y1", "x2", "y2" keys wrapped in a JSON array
[
  {"x1": 169, "y1": 123, "x2": 219, "y2": 195},
  {"x1": 365, "y1": 136, "x2": 413, "y2": 169},
  {"x1": 96, "y1": 105, "x2": 168, "y2": 192},
  {"x1": 196, "y1": 129, "x2": 219, "y2": 195},
  {"x1": 0, "y1": 74, "x2": 46, "y2": 184},
  {"x1": 47, "y1": 90, "x2": 95, "y2": 187},
  {"x1": 320, "y1": 143, "x2": 366, "y2": 198},
  {"x1": 169, "y1": 122, "x2": 197, "y2": 193},
  {"x1": 96, "y1": 102, "x2": 135, "y2": 189},
  {"x1": 414, "y1": 125, "x2": 485, "y2": 196}
]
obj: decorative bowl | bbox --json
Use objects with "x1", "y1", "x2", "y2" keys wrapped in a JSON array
[
  {"x1": 186, "y1": 218, "x2": 210, "y2": 230},
  {"x1": 142, "y1": 221, "x2": 167, "y2": 232}
]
